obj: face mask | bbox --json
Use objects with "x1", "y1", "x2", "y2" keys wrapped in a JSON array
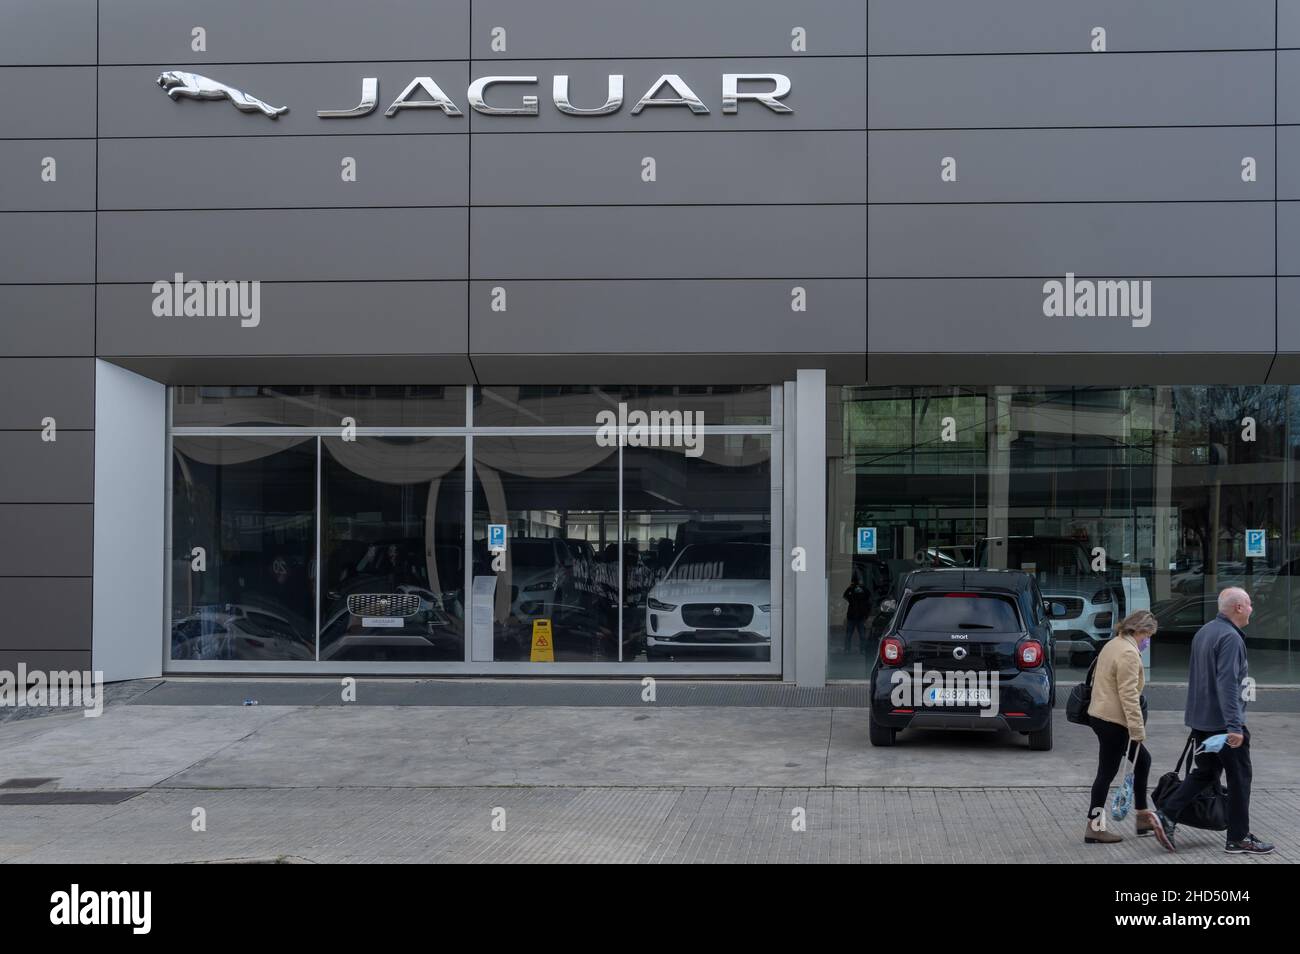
[{"x1": 1138, "y1": 637, "x2": 1151, "y2": 652}]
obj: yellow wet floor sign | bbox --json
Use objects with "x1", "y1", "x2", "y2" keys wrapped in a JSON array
[{"x1": 530, "y1": 619, "x2": 554, "y2": 662}]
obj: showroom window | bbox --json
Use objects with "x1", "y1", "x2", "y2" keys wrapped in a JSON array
[
  {"x1": 830, "y1": 385, "x2": 1297, "y2": 683},
  {"x1": 168, "y1": 386, "x2": 780, "y2": 672}
]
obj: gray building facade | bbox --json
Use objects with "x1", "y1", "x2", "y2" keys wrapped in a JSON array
[{"x1": 2, "y1": 1, "x2": 1299, "y2": 686}]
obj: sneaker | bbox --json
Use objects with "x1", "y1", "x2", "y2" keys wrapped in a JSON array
[
  {"x1": 1225, "y1": 834, "x2": 1275, "y2": 855},
  {"x1": 1153, "y1": 810, "x2": 1177, "y2": 852}
]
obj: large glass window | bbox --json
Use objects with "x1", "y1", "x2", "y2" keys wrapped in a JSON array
[
  {"x1": 832, "y1": 385, "x2": 1299, "y2": 683},
  {"x1": 470, "y1": 436, "x2": 620, "y2": 662},
  {"x1": 168, "y1": 385, "x2": 778, "y2": 670},
  {"x1": 623, "y1": 437, "x2": 774, "y2": 662},
  {"x1": 474, "y1": 385, "x2": 771, "y2": 427},
  {"x1": 320, "y1": 437, "x2": 465, "y2": 662},
  {"x1": 170, "y1": 436, "x2": 317, "y2": 661},
  {"x1": 173, "y1": 385, "x2": 466, "y2": 428}
]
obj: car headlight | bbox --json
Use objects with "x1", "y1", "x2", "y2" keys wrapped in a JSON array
[
  {"x1": 758, "y1": 604, "x2": 771, "y2": 613},
  {"x1": 1092, "y1": 588, "x2": 1112, "y2": 604},
  {"x1": 647, "y1": 597, "x2": 677, "y2": 611}
]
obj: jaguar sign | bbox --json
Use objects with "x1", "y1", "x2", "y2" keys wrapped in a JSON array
[{"x1": 155, "y1": 71, "x2": 793, "y2": 119}]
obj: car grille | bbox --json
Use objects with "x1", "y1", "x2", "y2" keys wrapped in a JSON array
[
  {"x1": 347, "y1": 593, "x2": 420, "y2": 618},
  {"x1": 1051, "y1": 597, "x2": 1084, "y2": 620},
  {"x1": 682, "y1": 603, "x2": 754, "y2": 628}
]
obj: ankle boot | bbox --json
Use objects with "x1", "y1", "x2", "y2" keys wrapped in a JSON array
[{"x1": 1085, "y1": 821, "x2": 1123, "y2": 844}]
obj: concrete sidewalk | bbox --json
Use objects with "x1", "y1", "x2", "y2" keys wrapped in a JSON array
[{"x1": 1, "y1": 692, "x2": 1295, "y2": 863}]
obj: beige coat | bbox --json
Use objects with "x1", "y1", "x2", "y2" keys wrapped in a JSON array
[{"x1": 1087, "y1": 633, "x2": 1146, "y2": 741}]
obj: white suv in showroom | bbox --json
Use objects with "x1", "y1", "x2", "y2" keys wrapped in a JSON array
[{"x1": 644, "y1": 542, "x2": 771, "y2": 661}]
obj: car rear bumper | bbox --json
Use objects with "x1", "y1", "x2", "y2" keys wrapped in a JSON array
[{"x1": 870, "y1": 667, "x2": 1053, "y2": 732}]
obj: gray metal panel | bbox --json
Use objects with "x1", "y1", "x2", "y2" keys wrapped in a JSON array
[
  {"x1": 1277, "y1": 52, "x2": 1300, "y2": 124},
  {"x1": 0, "y1": 358, "x2": 95, "y2": 429},
  {"x1": 98, "y1": 62, "x2": 471, "y2": 137},
  {"x1": 1273, "y1": 279, "x2": 1300, "y2": 357},
  {"x1": 0, "y1": 68, "x2": 97, "y2": 138},
  {"x1": 869, "y1": 1, "x2": 1276, "y2": 54},
  {"x1": 0, "y1": 579, "x2": 91, "y2": 651},
  {"x1": 0, "y1": 141, "x2": 96, "y2": 211},
  {"x1": 0, "y1": 0, "x2": 96, "y2": 65},
  {"x1": 869, "y1": 204, "x2": 1272, "y2": 277},
  {"x1": 99, "y1": 0, "x2": 471, "y2": 64},
  {"x1": 103, "y1": 354, "x2": 477, "y2": 386},
  {"x1": 470, "y1": 353, "x2": 866, "y2": 385},
  {"x1": 1281, "y1": 1, "x2": 1300, "y2": 49},
  {"x1": 870, "y1": 128, "x2": 1274, "y2": 202},
  {"x1": 0, "y1": 505, "x2": 94, "y2": 576},
  {"x1": 97, "y1": 208, "x2": 469, "y2": 281},
  {"x1": 868, "y1": 353, "x2": 1273, "y2": 386},
  {"x1": 1275, "y1": 203, "x2": 1300, "y2": 274},
  {"x1": 0, "y1": 213, "x2": 95, "y2": 283},
  {"x1": 472, "y1": 131, "x2": 866, "y2": 205},
  {"x1": 0, "y1": 432, "x2": 94, "y2": 503},
  {"x1": 869, "y1": 53, "x2": 1273, "y2": 129},
  {"x1": 1275, "y1": 128, "x2": 1300, "y2": 199},
  {"x1": 472, "y1": 206, "x2": 867, "y2": 278},
  {"x1": 99, "y1": 136, "x2": 468, "y2": 209},
  {"x1": 0, "y1": 286, "x2": 95, "y2": 356},
  {"x1": 472, "y1": 0, "x2": 866, "y2": 57},
  {"x1": 98, "y1": 281, "x2": 468, "y2": 355},
  {"x1": 467, "y1": 280, "x2": 863, "y2": 356},
  {"x1": 469, "y1": 280, "x2": 864, "y2": 353},
  {"x1": 869, "y1": 278, "x2": 1274, "y2": 355},
  {"x1": 0, "y1": 650, "x2": 92, "y2": 671},
  {"x1": 468, "y1": 59, "x2": 865, "y2": 132}
]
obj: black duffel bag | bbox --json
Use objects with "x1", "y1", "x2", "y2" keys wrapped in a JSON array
[{"x1": 1152, "y1": 732, "x2": 1229, "y2": 831}]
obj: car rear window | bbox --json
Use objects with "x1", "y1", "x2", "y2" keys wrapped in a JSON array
[{"x1": 901, "y1": 593, "x2": 1022, "y2": 632}]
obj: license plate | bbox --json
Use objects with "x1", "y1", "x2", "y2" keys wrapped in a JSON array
[
  {"x1": 925, "y1": 687, "x2": 990, "y2": 705},
  {"x1": 362, "y1": 617, "x2": 403, "y2": 628}
]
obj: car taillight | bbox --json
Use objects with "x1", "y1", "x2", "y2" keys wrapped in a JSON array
[
  {"x1": 880, "y1": 636, "x2": 904, "y2": 666},
  {"x1": 1017, "y1": 640, "x2": 1044, "y2": 669}
]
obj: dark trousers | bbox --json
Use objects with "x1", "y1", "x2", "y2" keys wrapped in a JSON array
[
  {"x1": 1161, "y1": 726, "x2": 1252, "y2": 842},
  {"x1": 1089, "y1": 716, "x2": 1151, "y2": 814},
  {"x1": 843, "y1": 617, "x2": 867, "y2": 652}
]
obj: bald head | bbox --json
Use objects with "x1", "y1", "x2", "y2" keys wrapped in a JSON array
[{"x1": 1218, "y1": 587, "x2": 1253, "y2": 627}]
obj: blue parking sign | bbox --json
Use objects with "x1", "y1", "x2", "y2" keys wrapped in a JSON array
[
  {"x1": 857, "y1": 527, "x2": 876, "y2": 555},
  {"x1": 488, "y1": 524, "x2": 506, "y2": 551},
  {"x1": 1246, "y1": 529, "x2": 1266, "y2": 558}
]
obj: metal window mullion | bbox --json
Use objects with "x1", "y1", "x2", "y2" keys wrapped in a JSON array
[
  {"x1": 315, "y1": 435, "x2": 322, "y2": 662},
  {"x1": 618, "y1": 439, "x2": 624, "y2": 663}
]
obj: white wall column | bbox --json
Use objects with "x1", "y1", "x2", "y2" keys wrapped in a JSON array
[{"x1": 92, "y1": 360, "x2": 166, "y2": 682}]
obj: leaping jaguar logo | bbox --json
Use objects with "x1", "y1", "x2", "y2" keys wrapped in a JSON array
[{"x1": 155, "y1": 70, "x2": 289, "y2": 119}]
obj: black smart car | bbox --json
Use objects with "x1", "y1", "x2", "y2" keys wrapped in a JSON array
[{"x1": 868, "y1": 569, "x2": 1059, "y2": 751}]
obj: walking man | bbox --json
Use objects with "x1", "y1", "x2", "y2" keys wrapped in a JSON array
[{"x1": 1155, "y1": 586, "x2": 1274, "y2": 854}]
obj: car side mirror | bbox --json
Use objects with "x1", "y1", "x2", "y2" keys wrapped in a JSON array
[{"x1": 1049, "y1": 602, "x2": 1068, "y2": 618}]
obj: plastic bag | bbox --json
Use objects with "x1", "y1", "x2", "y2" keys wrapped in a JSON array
[{"x1": 1110, "y1": 771, "x2": 1134, "y2": 821}]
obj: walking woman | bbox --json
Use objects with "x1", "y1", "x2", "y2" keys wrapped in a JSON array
[{"x1": 1084, "y1": 609, "x2": 1171, "y2": 848}]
